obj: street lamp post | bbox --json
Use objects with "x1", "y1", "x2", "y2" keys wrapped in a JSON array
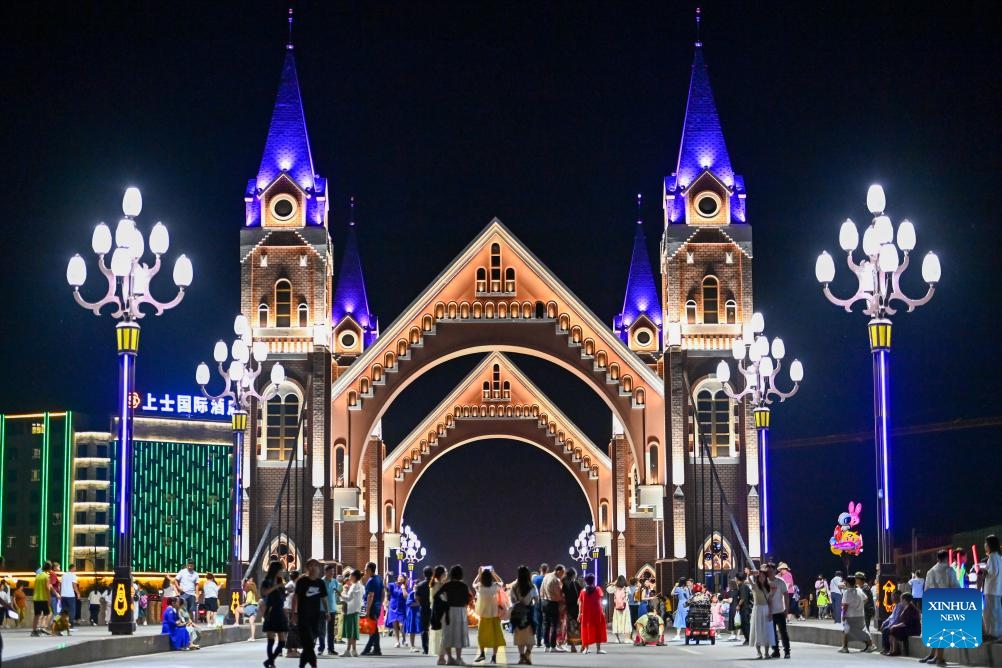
[
  {"x1": 66, "y1": 187, "x2": 192, "y2": 635},
  {"x1": 715, "y1": 312, "x2": 803, "y2": 558},
  {"x1": 395, "y1": 523, "x2": 427, "y2": 585},
  {"x1": 568, "y1": 524, "x2": 600, "y2": 580},
  {"x1": 196, "y1": 315, "x2": 285, "y2": 613},
  {"x1": 815, "y1": 184, "x2": 940, "y2": 567}
]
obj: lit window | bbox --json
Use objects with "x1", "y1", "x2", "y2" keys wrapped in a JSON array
[
  {"x1": 258, "y1": 303, "x2": 269, "y2": 328},
  {"x1": 482, "y1": 381, "x2": 491, "y2": 401},
  {"x1": 696, "y1": 385, "x2": 732, "y2": 457},
  {"x1": 702, "y1": 276, "x2": 719, "y2": 324},
  {"x1": 725, "y1": 300, "x2": 737, "y2": 324},
  {"x1": 492, "y1": 364, "x2": 501, "y2": 398},
  {"x1": 504, "y1": 267, "x2": 515, "y2": 293},
  {"x1": 297, "y1": 302, "x2": 309, "y2": 328},
  {"x1": 490, "y1": 243, "x2": 501, "y2": 292},
  {"x1": 266, "y1": 384, "x2": 301, "y2": 461},
  {"x1": 648, "y1": 443, "x2": 659, "y2": 480},
  {"x1": 475, "y1": 267, "x2": 487, "y2": 293},
  {"x1": 502, "y1": 380, "x2": 511, "y2": 400},
  {"x1": 29, "y1": 535, "x2": 38, "y2": 547},
  {"x1": 685, "y1": 300, "x2": 697, "y2": 325},
  {"x1": 275, "y1": 279, "x2": 292, "y2": 327},
  {"x1": 31, "y1": 469, "x2": 40, "y2": 482},
  {"x1": 335, "y1": 447, "x2": 346, "y2": 486}
]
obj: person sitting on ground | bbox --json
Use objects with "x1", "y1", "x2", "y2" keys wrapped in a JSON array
[
  {"x1": 177, "y1": 595, "x2": 202, "y2": 649},
  {"x1": 633, "y1": 610, "x2": 666, "y2": 646},
  {"x1": 51, "y1": 608, "x2": 72, "y2": 636}
]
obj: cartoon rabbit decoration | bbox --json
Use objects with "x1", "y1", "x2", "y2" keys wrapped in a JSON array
[{"x1": 830, "y1": 501, "x2": 863, "y2": 556}]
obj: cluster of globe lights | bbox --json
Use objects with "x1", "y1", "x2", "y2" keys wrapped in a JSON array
[
  {"x1": 66, "y1": 187, "x2": 192, "y2": 314},
  {"x1": 815, "y1": 184, "x2": 940, "y2": 314},
  {"x1": 196, "y1": 314, "x2": 286, "y2": 405},
  {"x1": 715, "y1": 311, "x2": 803, "y2": 404}
]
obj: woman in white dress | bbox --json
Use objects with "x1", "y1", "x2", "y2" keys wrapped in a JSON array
[
  {"x1": 749, "y1": 570, "x2": 776, "y2": 659},
  {"x1": 605, "y1": 575, "x2": 631, "y2": 643},
  {"x1": 428, "y1": 565, "x2": 448, "y2": 659}
]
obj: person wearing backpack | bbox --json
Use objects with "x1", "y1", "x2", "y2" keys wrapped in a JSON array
[
  {"x1": 856, "y1": 572, "x2": 876, "y2": 631},
  {"x1": 605, "y1": 575, "x2": 630, "y2": 643},
  {"x1": 509, "y1": 566, "x2": 539, "y2": 666},
  {"x1": 633, "y1": 609, "x2": 665, "y2": 645}
]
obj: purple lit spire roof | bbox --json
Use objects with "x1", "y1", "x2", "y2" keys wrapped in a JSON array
[
  {"x1": 245, "y1": 45, "x2": 327, "y2": 227},
  {"x1": 665, "y1": 43, "x2": 746, "y2": 223},
  {"x1": 614, "y1": 200, "x2": 662, "y2": 340},
  {"x1": 332, "y1": 204, "x2": 378, "y2": 345}
]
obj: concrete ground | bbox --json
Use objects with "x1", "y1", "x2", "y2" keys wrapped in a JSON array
[{"x1": 68, "y1": 634, "x2": 920, "y2": 667}]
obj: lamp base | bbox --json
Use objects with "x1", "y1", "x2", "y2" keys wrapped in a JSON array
[{"x1": 107, "y1": 565, "x2": 136, "y2": 635}]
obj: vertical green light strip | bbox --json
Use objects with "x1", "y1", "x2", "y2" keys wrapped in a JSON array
[
  {"x1": 63, "y1": 412, "x2": 73, "y2": 568},
  {"x1": 0, "y1": 414, "x2": 6, "y2": 543},
  {"x1": 40, "y1": 412, "x2": 51, "y2": 562}
]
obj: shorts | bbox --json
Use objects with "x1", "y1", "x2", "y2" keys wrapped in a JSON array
[
  {"x1": 204, "y1": 597, "x2": 218, "y2": 612},
  {"x1": 243, "y1": 603, "x2": 259, "y2": 617},
  {"x1": 34, "y1": 600, "x2": 51, "y2": 616}
]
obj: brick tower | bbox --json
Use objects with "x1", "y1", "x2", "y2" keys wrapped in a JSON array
[
  {"x1": 239, "y1": 35, "x2": 333, "y2": 571},
  {"x1": 661, "y1": 32, "x2": 760, "y2": 579}
]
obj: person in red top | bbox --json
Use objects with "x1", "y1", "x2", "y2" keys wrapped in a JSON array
[{"x1": 577, "y1": 574, "x2": 607, "y2": 654}]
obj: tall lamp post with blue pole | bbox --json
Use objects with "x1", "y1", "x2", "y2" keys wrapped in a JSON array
[
  {"x1": 815, "y1": 184, "x2": 940, "y2": 576},
  {"x1": 196, "y1": 315, "x2": 285, "y2": 614},
  {"x1": 66, "y1": 187, "x2": 192, "y2": 635},
  {"x1": 714, "y1": 312, "x2": 802, "y2": 559},
  {"x1": 396, "y1": 523, "x2": 427, "y2": 585}
]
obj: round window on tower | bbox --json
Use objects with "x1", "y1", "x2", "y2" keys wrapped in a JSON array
[
  {"x1": 338, "y1": 331, "x2": 358, "y2": 350},
  {"x1": 271, "y1": 195, "x2": 297, "y2": 221},
  {"x1": 634, "y1": 327, "x2": 654, "y2": 348},
  {"x1": 695, "y1": 191, "x2": 721, "y2": 218}
]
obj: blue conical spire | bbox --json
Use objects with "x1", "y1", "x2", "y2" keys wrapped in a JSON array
[
  {"x1": 257, "y1": 47, "x2": 316, "y2": 193},
  {"x1": 665, "y1": 36, "x2": 746, "y2": 223},
  {"x1": 332, "y1": 198, "x2": 378, "y2": 346},
  {"x1": 615, "y1": 195, "x2": 662, "y2": 341}
]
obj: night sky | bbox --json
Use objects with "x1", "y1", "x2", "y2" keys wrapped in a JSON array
[{"x1": 3, "y1": 2, "x2": 1000, "y2": 583}]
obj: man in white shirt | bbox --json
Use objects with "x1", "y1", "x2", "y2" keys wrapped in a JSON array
[
  {"x1": 908, "y1": 571, "x2": 925, "y2": 607},
  {"x1": 982, "y1": 534, "x2": 1002, "y2": 640},
  {"x1": 175, "y1": 559, "x2": 200, "y2": 616},
  {"x1": 539, "y1": 564, "x2": 565, "y2": 652},
  {"x1": 766, "y1": 564, "x2": 790, "y2": 659},
  {"x1": 919, "y1": 550, "x2": 959, "y2": 666},
  {"x1": 59, "y1": 564, "x2": 81, "y2": 628},
  {"x1": 829, "y1": 571, "x2": 845, "y2": 623}
]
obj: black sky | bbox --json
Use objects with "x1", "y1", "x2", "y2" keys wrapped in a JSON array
[{"x1": 2, "y1": 2, "x2": 1000, "y2": 582}]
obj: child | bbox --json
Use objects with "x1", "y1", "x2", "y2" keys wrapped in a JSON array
[
  {"x1": 52, "y1": 609, "x2": 72, "y2": 636},
  {"x1": 816, "y1": 587, "x2": 831, "y2": 620},
  {"x1": 709, "y1": 594, "x2": 726, "y2": 631}
]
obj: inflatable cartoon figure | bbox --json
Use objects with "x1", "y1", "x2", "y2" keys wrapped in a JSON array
[{"x1": 829, "y1": 501, "x2": 863, "y2": 556}]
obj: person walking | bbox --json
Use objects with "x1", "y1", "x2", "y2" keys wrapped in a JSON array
[
  {"x1": 767, "y1": 564, "x2": 791, "y2": 659},
  {"x1": 360, "y1": 562, "x2": 385, "y2": 657},
  {"x1": 31, "y1": 562, "x2": 55, "y2": 637},
  {"x1": 829, "y1": 571, "x2": 845, "y2": 624},
  {"x1": 539, "y1": 564, "x2": 565, "y2": 652},
  {"x1": 838, "y1": 573, "x2": 876, "y2": 654},
  {"x1": 578, "y1": 574, "x2": 607, "y2": 654},
  {"x1": 438, "y1": 565, "x2": 472, "y2": 666},
  {"x1": 510, "y1": 566, "x2": 539, "y2": 666},
  {"x1": 606, "y1": 575, "x2": 631, "y2": 643},
  {"x1": 981, "y1": 534, "x2": 1002, "y2": 641},
  {"x1": 341, "y1": 569, "x2": 363, "y2": 658},
  {"x1": 405, "y1": 580, "x2": 424, "y2": 653},
  {"x1": 87, "y1": 586, "x2": 102, "y2": 626},
  {"x1": 291, "y1": 559, "x2": 326, "y2": 668},
  {"x1": 671, "y1": 577, "x2": 691, "y2": 640},
  {"x1": 736, "y1": 572, "x2": 752, "y2": 645},
  {"x1": 474, "y1": 567, "x2": 504, "y2": 664},
  {"x1": 174, "y1": 559, "x2": 200, "y2": 617},
  {"x1": 415, "y1": 565, "x2": 434, "y2": 655},
  {"x1": 749, "y1": 570, "x2": 776, "y2": 659},
  {"x1": 260, "y1": 562, "x2": 288, "y2": 668},
  {"x1": 385, "y1": 574, "x2": 408, "y2": 648},
  {"x1": 561, "y1": 567, "x2": 582, "y2": 653},
  {"x1": 776, "y1": 563, "x2": 795, "y2": 622}
]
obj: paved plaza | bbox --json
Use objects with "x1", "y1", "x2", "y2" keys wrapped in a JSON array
[{"x1": 70, "y1": 636, "x2": 917, "y2": 668}]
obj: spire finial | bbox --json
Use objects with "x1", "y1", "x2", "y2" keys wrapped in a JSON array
[
  {"x1": 349, "y1": 195, "x2": 357, "y2": 227},
  {"x1": 636, "y1": 193, "x2": 643, "y2": 224},
  {"x1": 695, "y1": 7, "x2": 702, "y2": 47},
  {"x1": 287, "y1": 7, "x2": 294, "y2": 50}
]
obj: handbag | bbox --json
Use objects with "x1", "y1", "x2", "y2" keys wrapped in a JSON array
[
  {"x1": 359, "y1": 616, "x2": 376, "y2": 635},
  {"x1": 496, "y1": 587, "x2": 510, "y2": 621}
]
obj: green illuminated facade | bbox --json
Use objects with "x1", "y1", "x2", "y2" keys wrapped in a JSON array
[
  {"x1": 0, "y1": 412, "x2": 74, "y2": 571},
  {"x1": 129, "y1": 438, "x2": 232, "y2": 572}
]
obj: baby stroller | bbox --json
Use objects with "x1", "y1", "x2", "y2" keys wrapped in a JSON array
[{"x1": 684, "y1": 590, "x2": 715, "y2": 645}]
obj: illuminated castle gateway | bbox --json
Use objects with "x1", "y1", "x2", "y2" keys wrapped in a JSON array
[{"x1": 239, "y1": 33, "x2": 758, "y2": 580}]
